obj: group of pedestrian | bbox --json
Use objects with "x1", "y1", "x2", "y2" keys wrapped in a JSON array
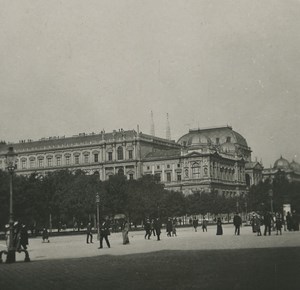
[
  {"x1": 250, "y1": 211, "x2": 286, "y2": 236},
  {"x1": 4, "y1": 222, "x2": 29, "y2": 251},
  {"x1": 166, "y1": 218, "x2": 177, "y2": 237},
  {"x1": 144, "y1": 218, "x2": 162, "y2": 241}
]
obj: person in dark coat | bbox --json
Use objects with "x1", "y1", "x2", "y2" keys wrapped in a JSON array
[
  {"x1": 286, "y1": 212, "x2": 292, "y2": 231},
  {"x1": 166, "y1": 218, "x2": 173, "y2": 237},
  {"x1": 150, "y1": 219, "x2": 156, "y2": 237},
  {"x1": 292, "y1": 210, "x2": 299, "y2": 231},
  {"x1": 275, "y1": 215, "x2": 283, "y2": 235},
  {"x1": 216, "y1": 217, "x2": 223, "y2": 235},
  {"x1": 154, "y1": 218, "x2": 162, "y2": 241},
  {"x1": 19, "y1": 224, "x2": 29, "y2": 250},
  {"x1": 251, "y1": 214, "x2": 256, "y2": 233},
  {"x1": 42, "y1": 227, "x2": 50, "y2": 243},
  {"x1": 192, "y1": 217, "x2": 199, "y2": 232},
  {"x1": 233, "y1": 213, "x2": 242, "y2": 235},
  {"x1": 202, "y1": 217, "x2": 208, "y2": 232},
  {"x1": 263, "y1": 212, "x2": 272, "y2": 236},
  {"x1": 253, "y1": 215, "x2": 262, "y2": 236},
  {"x1": 98, "y1": 218, "x2": 110, "y2": 249},
  {"x1": 144, "y1": 219, "x2": 151, "y2": 239},
  {"x1": 86, "y1": 222, "x2": 93, "y2": 244}
]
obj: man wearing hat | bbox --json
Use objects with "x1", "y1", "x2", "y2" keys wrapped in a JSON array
[{"x1": 233, "y1": 213, "x2": 242, "y2": 235}]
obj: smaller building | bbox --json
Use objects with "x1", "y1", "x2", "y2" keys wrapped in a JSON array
[{"x1": 262, "y1": 156, "x2": 300, "y2": 183}]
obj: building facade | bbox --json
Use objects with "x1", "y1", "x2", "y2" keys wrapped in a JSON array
[
  {"x1": 0, "y1": 130, "x2": 180, "y2": 181},
  {"x1": 0, "y1": 126, "x2": 261, "y2": 197},
  {"x1": 262, "y1": 156, "x2": 300, "y2": 183}
]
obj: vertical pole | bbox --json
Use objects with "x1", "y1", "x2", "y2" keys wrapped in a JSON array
[
  {"x1": 97, "y1": 203, "x2": 100, "y2": 240},
  {"x1": 96, "y1": 193, "x2": 100, "y2": 240},
  {"x1": 49, "y1": 213, "x2": 52, "y2": 233},
  {"x1": 271, "y1": 198, "x2": 274, "y2": 215},
  {"x1": 6, "y1": 172, "x2": 15, "y2": 263}
]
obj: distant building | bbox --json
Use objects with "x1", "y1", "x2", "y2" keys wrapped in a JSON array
[
  {"x1": 262, "y1": 156, "x2": 300, "y2": 183},
  {"x1": 0, "y1": 126, "x2": 262, "y2": 197}
]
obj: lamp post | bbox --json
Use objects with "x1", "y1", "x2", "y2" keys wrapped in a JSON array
[
  {"x1": 5, "y1": 146, "x2": 17, "y2": 263},
  {"x1": 236, "y1": 192, "x2": 240, "y2": 213},
  {"x1": 269, "y1": 189, "x2": 274, "y2": 215},
  {"x1": 96, "y1": 193, "x2": 100, "y2": 240}
]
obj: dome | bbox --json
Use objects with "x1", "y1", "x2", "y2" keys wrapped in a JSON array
[
  {"x1": 273, "y1": 156, "x2": 290, "y2": 170},
  {"x1": 177, "y1": 126, "x2": 248, "y2": 148},
  {"x1": 220, "y1": 142, "x2": 236, "y2": 153},
  {"x1": 189, "y1": 135, "x2": 211, "y2": 146},
  {"x1": 290, "y1": 160, "x2": 300, "y2": 172}
]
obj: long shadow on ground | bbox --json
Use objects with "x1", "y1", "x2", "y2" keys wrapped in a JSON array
[{"x1": 1, "y1": 247, "x2": 299, "y2": 290}]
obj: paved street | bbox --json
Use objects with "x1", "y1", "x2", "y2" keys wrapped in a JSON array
[
  {"x1": 1, "y1": 225, "x2": 300, "y2": 289},
  {"x1": 1, "y1": 224, "x2": 299, "y2": 261}
]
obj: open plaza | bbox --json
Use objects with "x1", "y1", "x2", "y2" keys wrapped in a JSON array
[{"x1": 1, "y1": 224, "x2": 300, "y2": 289}]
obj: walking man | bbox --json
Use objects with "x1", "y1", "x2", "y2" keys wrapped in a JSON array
[
  {"x1": 263, "y1": 212, "x2": 272, "y2": 236},
  {"x1": 86, "y1": 222, "x2": 93, "y2": 244},
  {"x1": 98, "y1": 217, "x2": 111, "y2": 249},
  {"x1": 144, "y1": 219, "x2": 152, "y2": 239},
  {"x1": 154, "y1": 218, "x2": 162, "y2": 241},
  {"x1": 192, "y1": 217, "x2": 199, "y2": 232},
  {"x1": 202, "y1": 217, "x2": 208, "y2": 232},
  {"x1": 233, "y1": 213, "x2": 242, "y2": 235}
]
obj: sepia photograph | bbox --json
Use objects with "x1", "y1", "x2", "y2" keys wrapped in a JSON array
[{"x1": 0, "y1": 1, "x2": 300, "y2": 289}]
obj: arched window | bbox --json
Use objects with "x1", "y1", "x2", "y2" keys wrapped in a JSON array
[
  {"x1": 192, "y1": 162, "x2": 200, "y2": 179},
  {"x1": 117, "y1": 146, "x2": 123, "y2": 160},
  {"x1": 118, "y1": 168, "x2": 124, "y2": 176}
]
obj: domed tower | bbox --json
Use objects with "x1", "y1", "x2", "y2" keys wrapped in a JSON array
[
  {"x1": 290, "y1": 160, "x2": 300, "y2": 173},
  {"x1": 273, "y1": 156, "x2": 290, "y2": 170},
  {"x1": 177, "y1": 126, "x2": 251, "y2": 160}
]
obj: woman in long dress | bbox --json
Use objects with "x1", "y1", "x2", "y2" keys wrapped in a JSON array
[
  {"x1": 122, "y1": 219, "x2": 130, "y2": 245},
  {"x1": 216, "y1": 217, "x2": 223, "y2": 235}
]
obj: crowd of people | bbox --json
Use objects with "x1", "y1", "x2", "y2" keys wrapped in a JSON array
[
  {"x1": 250, "y1": 210, "x2": 300, "y2": 236},
  {"x1": 3, "y1": 210, "x2": 300, "y2": 256}
]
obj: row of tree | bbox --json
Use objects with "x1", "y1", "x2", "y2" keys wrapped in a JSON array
[{"x1": 0, "y1": 169, "x2": 299, "y2": 230}]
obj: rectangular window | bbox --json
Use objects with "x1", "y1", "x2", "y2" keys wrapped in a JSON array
[
  {"x1": 75, "y1": 156, "x2": 79, "y2": 165},
  {"x1": 128, "y1": 150, "x2": 133, "y2": 159},
  {"x1": 94, "y1": 154, "x2": 98, "y2": 163},
  {"x1": 66, "y1": 156, "x2": 70, "y2": 165},
  {"x1": 56, "y1": 157, "x2": 61, "y2": 166},
  {"x1": 47, "y1": 159, "x2": 52, "y2": 167},
  {"x1": 147, "y1": 166, "x2": 150, "y2": 170},
  {"x1": 38, "y1": 160, "x2": 43, "y2": 168},
  {"x1": 155, "y1": 173, "x2": 161, "y2": 182},
  {"x1": 129, "y1": 173, "x2": 134, "y2": 180},
  {"x1": 157, "y1": 165, "x2": 160, "y2": 169},
  {"x1": 22, "y1": 160, "x2": 26, "y2": 169},
  {"x1": 108, "y1": 152, "x2": 112, "y2": 161},
  {"x1": 226, "y1": 137, "x2": 231, "y2": 142},
  {"x1": 167, "y1": 164, "x2": 170, "y2": 169},
  {"x1": 177, "y1": 164, "x2": 180, "y2": 168},
  {"x1": 30, "y1": 160, "x2": 35, "y2": 168},
  {"x1": 167, "y1": 172, "x2": 171, "y2": 182},
  {"x1": 84, "y1": 155, "x2": 89, "y2": 163},
  {"x1": 177, "y1": 174, "x2": 181, "y2": 181}
]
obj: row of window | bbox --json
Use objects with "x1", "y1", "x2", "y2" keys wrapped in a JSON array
[
  {"x1": 146, "y1": 163, "x2": 181, "y2": 171},
  {"x1": 18, "y1": 148, "x2": 134, "y2": 169},
  {"x1": 181, "y1": 137, "x2": 232, "y2": 146}
]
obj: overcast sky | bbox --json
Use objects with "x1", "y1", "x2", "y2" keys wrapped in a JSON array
[{"x1": 0, "y1": 0, "x2": 299, "y2": 167}]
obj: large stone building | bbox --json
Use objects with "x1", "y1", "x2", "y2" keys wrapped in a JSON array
[{"x1": 0, "y1": 126, "x2": 260, "y2": 197}]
